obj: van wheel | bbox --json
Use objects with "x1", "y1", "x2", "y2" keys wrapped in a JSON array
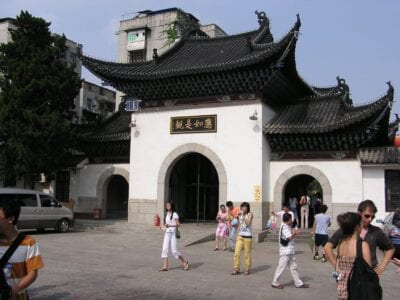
[{"x1": 58, "y1": 219, "x2": 70, "y2": 233}]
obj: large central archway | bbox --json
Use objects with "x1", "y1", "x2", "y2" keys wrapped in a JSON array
[
  {"x1": 169, "y1": 153, "x2": 219, "y2": 222},
  {"x1": 157, "y1": 144, "x2": 227, "y2": 223}
]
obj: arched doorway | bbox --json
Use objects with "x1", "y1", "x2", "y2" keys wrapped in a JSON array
[
  {"x1": 168, "y1": 153, "x2": 219, "y2": 223},
  {"x1": 284, "y1": 175, "x2": 323, "y2": 228},
  {"x1": 273, "y1": 165, "x2": 333, "y2": 229},
  {"x1": 106, "y1": 175, "x2": 128, "y2": 219}
]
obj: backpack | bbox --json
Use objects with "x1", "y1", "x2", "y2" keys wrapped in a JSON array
[{"x1": 347, "y1": 239, "x2": 382, "y2": 300}]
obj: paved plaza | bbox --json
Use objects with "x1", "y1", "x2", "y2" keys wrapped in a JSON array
[{"x1": 24, "y1": 224, "x2": 399, "y2": 300}]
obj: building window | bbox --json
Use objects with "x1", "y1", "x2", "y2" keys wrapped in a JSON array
[
  {"x1": 385, "y1": 170, "x2": 400, "y2": 211},
  {"x1": 129, "y1": 49, "x2": 145, "y2": 62},
  {"x1": 87, "y1": 98, "x2": 94, "y2": 110}
]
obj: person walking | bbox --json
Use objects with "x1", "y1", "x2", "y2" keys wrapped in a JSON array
[
  {"x1": 328, "y1": 212, "x2": 371, "y2": 300},
  {"x1": 232, "y1": 202, "x2": 253, "y2": 275},
  {"x1": 311, "y1": 205, "x2": 331, "y2": 262},
  {"x1": 0, "y1": 198, "x2": 44, "y2": 300},
  {"x1": 271, "y1": 213, "x2": 310, "y2": 289},
  {"x1": 325, "y1": 200, "x2": 394, "y2": 276},
  {"x1": 160, "y1": 201, "x2": 189, "y2": 272},
  {"x1": 214, "y1": 204, "x2": 228, "y2": 251},
  {"x1": 226, "y1": 201, "x2": 239, "y2": 252},
  {"x1": 289, "y1": 196, "x2": 299, "y2": 226},
  {"x1": 300, "y1": 194, "x2": 310, "y2": 229}
]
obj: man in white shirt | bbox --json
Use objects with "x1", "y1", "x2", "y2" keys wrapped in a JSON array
[{"x1": 271, "y1": 213, "x2": 309, "y2": 289}]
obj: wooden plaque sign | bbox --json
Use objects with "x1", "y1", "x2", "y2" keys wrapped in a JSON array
[{"x1": 170, "y1": 115, "x2": 217, "y2": 134}]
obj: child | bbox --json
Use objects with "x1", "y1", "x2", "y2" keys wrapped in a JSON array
[
  {"x1": 271, "y1": 213, "x2": 309, "y2": 289},
  {"x1": 265, "y1": 211, "x2": 276, "y2": 231},
  {"x1": 311, "y1": 205, "x2": 330, "y2": 262},
  {"x1": 0, "y1": 198, "x2": 44, "y2": 299}
]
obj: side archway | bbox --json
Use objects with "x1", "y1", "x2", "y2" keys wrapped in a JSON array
[
  {"x1": 273, "y1": 165, "x2": 332, "y2": 219},
  {"x1": 157, "y1": 144, "x2": 227, "y2": 219},
  {"x1": 96, "y1": 167, "x2": 130, "y2": 218}
]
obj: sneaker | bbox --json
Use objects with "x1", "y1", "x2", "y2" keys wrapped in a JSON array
[{"x1": 313, "y1": 254, "x2": 320, "y2": 260}]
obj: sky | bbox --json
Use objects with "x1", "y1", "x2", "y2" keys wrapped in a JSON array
[{"x1": 1, "y1": 0, "x2": 400, "y2": 115}]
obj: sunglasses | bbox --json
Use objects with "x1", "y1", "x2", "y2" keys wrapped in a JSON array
[{"x1": 362, "y1": 214, "x2": 375, "y2": 220}]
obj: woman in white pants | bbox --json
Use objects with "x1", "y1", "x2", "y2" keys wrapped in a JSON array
[{"x1": 160, "y1": 201, "x2": 189, "y2": 271}]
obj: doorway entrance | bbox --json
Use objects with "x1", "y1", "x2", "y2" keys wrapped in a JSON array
[
  {"x1": 168, "y1": 153, "x2": 219, "y2": 223},
  {"x1": 106, "y1": 175, "x2": 129, "y2": 219},
  {"x1": 284, "y1": 174, "x2": 323, "y2": 228}
]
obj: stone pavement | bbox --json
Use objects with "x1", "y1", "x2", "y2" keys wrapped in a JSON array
[{"x1": 25, "y1": 225, "x2": 399, "y2": 300}]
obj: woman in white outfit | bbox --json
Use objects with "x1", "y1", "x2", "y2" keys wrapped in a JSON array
[{"x1": 160, "y1": 201, "x2": 189, "y2": 271}]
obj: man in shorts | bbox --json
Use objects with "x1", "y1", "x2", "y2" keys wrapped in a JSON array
[{"x1": 311, "y1": 205, "x2": 330, "y2": 262}]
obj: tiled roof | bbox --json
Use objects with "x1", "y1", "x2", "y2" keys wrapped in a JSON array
[
  {"x1": 359, "y1": 147, "x2": 400, "y2": 165},
  {"x1": 264, "y1": 91, "x2": 391, "y2": 134},
  {"x1": 85, "y1": 112, "x2": 131, "y2": 142},
  {"x1": 81, "y1": 13, "x2": 304, "y2": 80},
  {"x1": 81, "y1": 21, "x2": 297, "y2": 80}
]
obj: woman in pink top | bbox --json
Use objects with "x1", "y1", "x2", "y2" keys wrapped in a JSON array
[{"x1": 214, "y1": 204, "x2": 228, "y2": 251}]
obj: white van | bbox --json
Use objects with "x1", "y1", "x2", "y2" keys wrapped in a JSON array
[{"x1": 0, "y1": 188, "x2": 74, "y2": 232}]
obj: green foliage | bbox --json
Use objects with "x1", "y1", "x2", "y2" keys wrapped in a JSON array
[{"x1": 0, "y1": 11, "x2": 81, "y2": 182}]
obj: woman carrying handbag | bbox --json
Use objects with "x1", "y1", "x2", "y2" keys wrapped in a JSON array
[{"x1": 159, "y1": 201, "x2": 189, "y2": 272}]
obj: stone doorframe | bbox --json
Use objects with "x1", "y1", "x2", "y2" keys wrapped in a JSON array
[
  {"x1": 156, "y1": 143, "x2": 228, "y2": 217},
  {"x1": 96, "y1": 167, "x2": 130, "y2": 218},
  {"x1": 273, "y1": 165, "x2": 333, "y2": 218}
]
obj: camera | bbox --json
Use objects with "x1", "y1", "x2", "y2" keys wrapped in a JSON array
[{"x1": 332, "y1": 271, "x2": 342, "y2": 281}]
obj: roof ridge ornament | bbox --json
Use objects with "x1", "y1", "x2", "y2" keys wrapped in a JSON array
[
  {"x1": 336, "y1": 76, "x2": 352, "y2": 106},
  {"x1": 255, "y1": 10, "x2": 270, "y2": 29},
  {"x1": 153, "y1": 48, "x2": 159, "y2": 63},
  {"x1": 386, "y1": 81, "x2": 394, "y2": 105}
]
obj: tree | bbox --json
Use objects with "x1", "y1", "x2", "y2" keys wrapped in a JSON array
[{"x1": 0, "y1": 11, "x2": 81, "y2": 184}]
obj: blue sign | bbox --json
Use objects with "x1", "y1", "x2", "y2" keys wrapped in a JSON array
[{"x1": 125, "y1": 99, "x2": 141, "y2": 112}]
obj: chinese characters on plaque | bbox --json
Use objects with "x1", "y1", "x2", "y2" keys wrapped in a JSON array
[{"x1": 170, "y1": 115, "x2": 217, "y2": 134}]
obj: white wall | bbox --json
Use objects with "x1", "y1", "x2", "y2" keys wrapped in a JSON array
[
  {"x1": 362, "y1": 166, "x2": 400, "y2": 222},
  {"x1": 130, "y1": 101, "x2": 275, "y2": 205},
  {"x1": 70, "y1": 163, "x2": 129, "y2": 212}
]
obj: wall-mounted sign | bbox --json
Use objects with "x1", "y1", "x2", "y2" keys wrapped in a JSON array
[
  {"x1": 170, "y1": 115, "x2": 217, "y2": 134},
  {"x1": 124, "y1": 99, "x2": 141, "y2": 112},
  {"x1": 254, "y1": 185, "x2": 261, "y2": 202}
]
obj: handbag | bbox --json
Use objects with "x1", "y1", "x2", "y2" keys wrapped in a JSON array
[
  {"x1": 175, "y1": 227, "x2": 181, "y2": 239},
  {"x1": 0, "y1": 233, "x2": 26, "y2": 300},
  {"x1": 279, "y1": 225, "x2": 289, "y2": 246}
]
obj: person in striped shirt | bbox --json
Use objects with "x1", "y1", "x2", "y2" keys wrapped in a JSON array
[{"x1": 0, "y1": 198, "x2": 44, "y2": 300}]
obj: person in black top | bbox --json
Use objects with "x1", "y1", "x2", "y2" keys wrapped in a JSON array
[{"x1": 325, "y1": 200, "x2": 394, "y2": 275}]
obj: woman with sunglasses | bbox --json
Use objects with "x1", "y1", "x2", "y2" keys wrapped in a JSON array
[{"x1": 325, "y1": 200, "x2": 395, "y2": 275}]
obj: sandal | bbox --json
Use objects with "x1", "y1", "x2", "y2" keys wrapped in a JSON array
[
  {"x1": 222, "y1": 247, "x2": 227, "y2": 251},
  {"x1": 271, "y1": 284, "x2": 284, "y2": 289},
  {"x1": 244, "y1": 270, "x2": 251, "y2": 275},
  {"x1": 296, "y1": 284, "x2": 310, "y2": 288},
  {"x1": 159, "y1": 268, "x2": 168, "y2": 272},
  {"x1": 231, "y1": 270, "x2": 241, "y2": 275},
  {"x1": 183, "y1": 261, "x2": 189, "y2": 271},
  {"x1": 213, "y1": 248, "x2": 219, "y2": 251}
]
